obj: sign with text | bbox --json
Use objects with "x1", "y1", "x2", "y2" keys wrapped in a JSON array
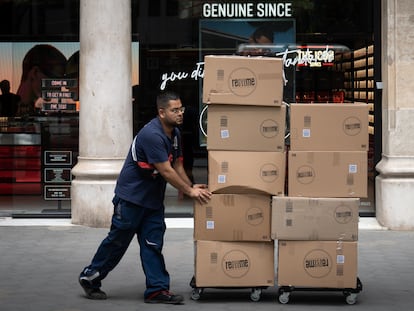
[
  {"x1": 44, "y1": 168, "x2": 72, "y2": 183},
  {"x1": 41, "y1": 90, "x2": 76, "y2": 100},
  {"x1": 44, "y1": 151, "x2": 72, "y2": 166},
  {"x1": 42, "y1": 79, "x2": 78, "y2": 88},
  {"x1": 43, "y1": 102, "x2": 77, "y2": 111},
  {"x1": 201, "y1": 2, "x2": 293, "y2": 18},
  {"x1": 44, "y1": 185, "x2": 71, "y2": 200},
  {"x1": 41, "y1": 78, "x2": 78, "y2": 112}
]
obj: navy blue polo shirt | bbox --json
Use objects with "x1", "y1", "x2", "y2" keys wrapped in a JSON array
[{"x1": 114, "y1": 117, "x2": 182, "y2": 209}]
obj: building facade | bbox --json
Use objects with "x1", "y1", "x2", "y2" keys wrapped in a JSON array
[{"x1": 0, "y1": 0, "x2": 413, "y2": 230}]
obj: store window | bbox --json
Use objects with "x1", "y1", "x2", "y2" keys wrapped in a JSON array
[
  {"x1": 135, "y1": 0, "x2": 378, "y2": 216},
  {"x1": 0, "y1": 1, "x2": 138, "y2": 217},
  {"x1": 0, "y1": 0, "x2": 378, "y2": 217}
]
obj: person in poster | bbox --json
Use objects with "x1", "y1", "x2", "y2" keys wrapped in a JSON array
[{"x1": 15, "y1": 44, "x2": 67, "y2": 117}]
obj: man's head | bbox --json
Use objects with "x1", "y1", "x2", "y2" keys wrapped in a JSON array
[
  {"x1": 0, "y1": 80, "x2": 11, "y2": 94},
  {"x1": 249, "y1": 26, "x2": 274, "y2": 44},
  {"x1": 18, "y1": 44, "x2": 67, "y2": 104},
  {"x1": 21, "y1": 44, "x2": 67, "y2": 82},
  {"x1": 157, "y1": 91, "x2": 185, "y2": 128}
]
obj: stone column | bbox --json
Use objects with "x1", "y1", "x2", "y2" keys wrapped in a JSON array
[
  {"x1": 71, "y1": 0, "x2": 132, "y2": 227},
  {"x1": 376, "y1": 0, "x2": 414, "y2": 230}
]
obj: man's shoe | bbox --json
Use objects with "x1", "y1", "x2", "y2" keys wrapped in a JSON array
[
  {"x1": 145, "y1": 290, "x2": 184, "y2": 304},
  {"x1": 79, "y1": 274, "x2": 107, "y2": 300}
]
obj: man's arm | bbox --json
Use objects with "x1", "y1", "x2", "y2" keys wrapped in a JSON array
[
  {"x1": 154, "y1": 161, "x2": 211, "y2": 203},
  {"x1": 173, "y1": 158, "x2": 194, "y2": 186}
]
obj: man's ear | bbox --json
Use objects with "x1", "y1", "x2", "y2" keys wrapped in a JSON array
[{"x1": 158, "y1": 107, "x2": 166, "y2": 118}]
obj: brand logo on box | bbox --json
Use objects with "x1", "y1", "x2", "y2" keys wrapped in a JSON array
[
  {"x1": 334, "y1": 204, "x2": 353, "y2": 224},
  {"x1": 260, "y1": 163, "x2": 279, "y2": 182},
  {"x1": 222, "y1": 250, "x2": 250, "y2": 278},
  {"x1": 246, "y1": 207, "x2": 264, "y2": 226},
  {"x1": 303, "y1": 249, "x2": 332, "y2": 278},
  {"x1": 228, "y1": 68, "x2": 257, "y2": 97},
  {"x1": 260, "y1": 119, "x2": 279, "y2": 138},
  {"x1": 343, "y1": 117, "x2": 362, "y2": 136},
  {"x1": 296, "y1": 165, "x2": 315, "y2": 184}
]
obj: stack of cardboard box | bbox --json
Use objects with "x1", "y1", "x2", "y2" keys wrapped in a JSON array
[
  {"x1": 272, "y1": 103, "x2": 369, "y2": 289},
  {"x1": 193, "y1": 55, "x2": 285, "y2": 289}
]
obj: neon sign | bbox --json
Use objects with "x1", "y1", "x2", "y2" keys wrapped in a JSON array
[
  {"x1": 276, "y1": 46, "x2": 335, "y2": 67},
  {"x1": 159, "y1": 45, "x2": 339, "y2": 90}
]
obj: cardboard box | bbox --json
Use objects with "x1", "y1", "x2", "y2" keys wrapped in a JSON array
[
  {"x1": 290, "y1": 103, "x2": 369, "y2": 151},
  {"x1": 208, "y1": 150, "x2": 286, "y2": 195},
  {"x1": 194, "y1": 240, "x2": 275, "y2": 287},
  {"x1": 203, "y1": 55, "x2": 284, "y2": 106},
  {"x1": 207, "y1": 104, "x2": 286, "y2": 152},
  {"x1": 288, "y1": 151, "x2": 367, "y2": 198},
  {"x1": 277, "y1": 240, "x2": 358, "y2": 289},
  {"x1": 194, "y1": 194, "x2": 272, "y2": 241},
  {"x1": 271, "y1": 197, "x2": 359, "y2": 241}
]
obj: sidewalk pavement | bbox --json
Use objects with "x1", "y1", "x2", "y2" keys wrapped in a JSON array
[{"x1": 0, "y1": 217, "x2": 413, "y2": 311}]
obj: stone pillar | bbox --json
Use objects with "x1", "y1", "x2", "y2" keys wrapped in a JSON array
[
  {"x1": 71, "y1": 0, "x2": 132, "y2": 227},
  {"x1": 376, "y1": 0, "x2": 414, "y2": 230}
]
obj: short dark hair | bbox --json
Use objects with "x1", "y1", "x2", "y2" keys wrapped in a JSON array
[
  {"x1": 251, "y1": 26, "x2": 274, "y2": 43},
  {"x1": 0, "y1": 79, "x2": 10, "y2": 92},
  {"x1": 156, "y1": 91, "x2": 180, "y2": 109}
]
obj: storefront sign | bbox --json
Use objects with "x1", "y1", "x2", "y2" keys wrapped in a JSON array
[
  {"x1": 41, "y1": 78, "x2": 78, "y2": 112},
  {"x1": 44, "y1": 185, "x2": 71, "y2": 200},
  {"x1": 41, "y1": 90, "x2": 76, "y2": 100},
  {"x1": 275, "y1": 45, "x2": 336, "y2": 67},
  {"x1": 43, "y1": 102, "x2": 77, "y2": 110},
  {"x1": 44, "y1": 168, "x2": 72, "y2": 183},
  {"x1": 159, "y1": 45, "x2": 336, "y2": 90},
  {"x1": 43, "y1": 151, "x2": 72, "y2": 200},
  {"x1": 41, "y1": 79, "x2": 78, "y2": 88},
  {"x1": 160, "y1": 62, "x2": 204, "y2": 90},
  {"x1": 202, "y1": 2, "x2": 293, "y2": 18},
  {"x1": 44, "y1": 151, "x2": 72, "y2": 165}
]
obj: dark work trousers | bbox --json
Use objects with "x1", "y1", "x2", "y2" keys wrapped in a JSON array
[{"x1": 84, "y1": 195, "x2": 170, "y2": 298}]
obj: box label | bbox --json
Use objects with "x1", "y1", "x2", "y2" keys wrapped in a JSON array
[
  {"x1": 261, "y1": 120, "x2": 279, "y2": 138},
  {"x1": 343, "y1": 117, "x2": 362, "y2": 136},
  {"x1": 222, "y1": 250, "x2": 250, "y2": 278},
  {"x1": 334, "y1": 205, "x2": 354, "y2": 224},
  {"x1": 302, "y1": 128, "x2": 311, "y2": 138},
  {"x1": 228, "y1": 68, "x2": 257, "y2": 96},
  {"x1": 349, "y1": 164, "x2": 358, "y2": 173},
  {"x1": 296, "y1": 165, "x2": 315, "y2": 184},
  {"x1": 218, "y1": 175, "x2": 226, "y2": 184},
  {"x1": 206, "y1": 220, "x2": 215, "y2": 229},
  {"x1": 304, "y1": 249, "x2": 332, "y2": 278},
  {"x1": 260, "y1": 163, "x2": 279, "y2": 182},
  {"x1": 246, "y1": 207, "x2": 264, "y2": 226},
  {"x1": 220, "y1": 129, "x2": 230, "y2": 139}
]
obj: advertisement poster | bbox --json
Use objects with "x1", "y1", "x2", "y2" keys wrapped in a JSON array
[
  {"x1": 198, "y1": 19, "x2": 296, "y2": 145},
  {"x1": 0, "y1": 42, "x2": 139, "y2": 114}
]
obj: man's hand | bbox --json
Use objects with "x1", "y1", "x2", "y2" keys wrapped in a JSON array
[{"x1": 190, "y1": 184, "x2": 212, "y2": 204}]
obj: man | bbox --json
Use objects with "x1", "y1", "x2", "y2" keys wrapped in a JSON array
[
  {"x1": 0, "y1": 79, "x2": 20, "y2": 117},
  {"x1": 79, "y1": 91, "x2": 212, "y2": 304},
  {"x1": 248, "y1": 25, "x2": 274, "y2": 44},
  {"x1": 238, "y1": 25, "x2": 274, "y2": 57}
]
